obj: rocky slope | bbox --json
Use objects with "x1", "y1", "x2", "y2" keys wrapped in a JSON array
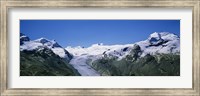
[{"x1": 20, "y1": 33, "x2": 80, "y2": 76}]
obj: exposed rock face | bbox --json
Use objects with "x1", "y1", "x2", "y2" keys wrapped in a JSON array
[
  {"x1": 148, "y1": 32, "x2": 164, "y2": 46},
  {"x1": 126, "y1": 44, "x2": 141, "y2": 61},
  {"x1": 20, "y1": 33, "x2": 30, "y2": 45}
]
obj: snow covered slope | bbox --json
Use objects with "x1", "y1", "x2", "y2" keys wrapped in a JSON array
[
  {"x1": 66, "y1": 44, "x2": 133, "y2": 56},
  {"x1": 20, "y1": 34, "x2": 72, "y2": 60},
  {"x1": 66, "y1": 32, "x2": 180, "y2": 60}
]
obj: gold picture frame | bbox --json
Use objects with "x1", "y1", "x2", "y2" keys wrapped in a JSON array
[{"x1": 0, "y1": 0, "x2": 199, "y2": 95}]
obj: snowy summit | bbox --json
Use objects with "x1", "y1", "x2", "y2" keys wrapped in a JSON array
[{"x1": 20, "y1": 35, "x2": 72, "y2": 60}]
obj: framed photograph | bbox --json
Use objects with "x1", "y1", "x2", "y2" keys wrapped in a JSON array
[{"x1": 1, "y1": 0, "x2": 200, "y2": 95}]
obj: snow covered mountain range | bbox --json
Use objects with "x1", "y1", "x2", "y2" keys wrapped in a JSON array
[
  {"x1": 20, "y1": 32, "x2": 180, "y2": 76},
  {"x1": 66, "y1": 32, "x2": 180, "y2": 61},
  {"x1": 21, "y1": 32, "x2": 179, "y2": 61}
]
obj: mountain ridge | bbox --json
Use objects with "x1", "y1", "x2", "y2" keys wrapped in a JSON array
[
  {"x1": 20, "y1": 32, "x2": 180, "y2": 76},
  {"x1": 66, "y1": 32, "x2": 180, "y2": 61},
  {"x1": 20, "y1": 33, "x2": 80, "y2": 76},
  {"x1": 20, "y1": 34, "x2": 73, "y2": 61}
]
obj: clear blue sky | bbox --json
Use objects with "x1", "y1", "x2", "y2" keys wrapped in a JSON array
[{"x1": 20, "y1": 20, "x2": 180, "y2": 47}]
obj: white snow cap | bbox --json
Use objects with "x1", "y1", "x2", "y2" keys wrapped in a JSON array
[
  {"x1": 149, "y1": 32, "x2": 161, "y2": 40},
  {"x1": 136, "y1": 32, "x2": 180, "y2": 56},
  {"x1": 20, "y1": 36, "x2": 71, "y2": 60}
]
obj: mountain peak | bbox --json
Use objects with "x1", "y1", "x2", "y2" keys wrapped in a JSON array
[
  {"x1": 136, "y1": 32, "x2": 180, "y2": 57},
  {"x1": 148, "y1": 32, "x2": 163, "y2": 46},
  {"x1": 149, "y1": 32, "x2": 160, "y2": 38},
  {"x1": 34, "y1": 38, "x2": 62, "y2": 48},
  {"x1": 21, "y1": 37, "x2": 72, "y2": 60},
  {"x1": 20, "y1": 33, "x2": 30, "y2": 45},
  {"x1": 35, "y1": 38, "x2": 50, "y2": 44},
  {"x1": 20, "y1": 33, "x2": 25, "y2": 36}
]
